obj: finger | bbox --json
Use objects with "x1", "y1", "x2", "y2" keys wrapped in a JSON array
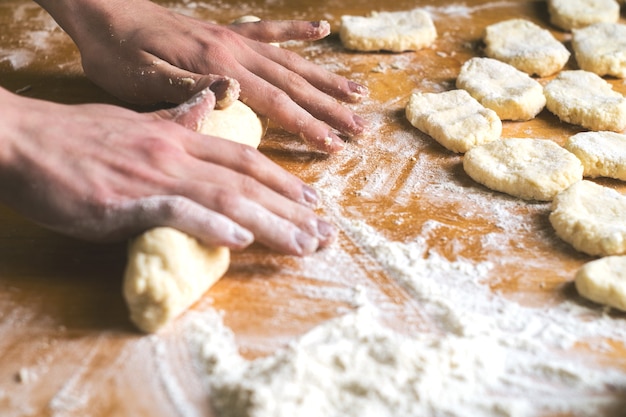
[
  {"x1": 228, "y1": 20, "x2": 331, "y2": 43},
  {"x1": 252, "y1": 40, "x2": 369, "y2": 104},
  {"x1": 183, "y1": 135, "x2": 321, "y2": 208},
  {"x1": 153, "y1": 87, "x2": 216, "y2": 131},
  {"x1": 89, "y1": 196, "x2": 255, "y2": 249},
  {"x1": 241, "y1": 49, "x2": 367, "y2": 137}
]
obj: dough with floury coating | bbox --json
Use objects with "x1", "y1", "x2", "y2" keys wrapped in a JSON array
[
  {"x1": 564, "y1": 131, "x2": 626, "y2": 181},
  {"x1": 124, "y1": 100, "x2": 264, "y2": 333},
  {"x1": 572, "y1": 22, "x2": 626, "y2": 79},
  {"x1": 575, "y1": 256, "x2": 626, "y2": 312},
  {"x1": 547, "y1": 0, "x2": 620, "y2": 31},
  {"x1": 123, "y1": 228, "x2": 231, "y2": 333},
  {"x1": 406, "y1": 89, "x2": 501, "y2": 154},
  {"x1": 197, "y1": 100, "x2": 265, "y2": 148},
  {"x1": 549, "y1": 180, "x2": 626, "y2": 256},
  {"x1": 483, "y1": 18, "x2": 570, "y2": 77},
  {"x1": 339, "y1": 8, "x2": 437, "y2": 52},
  {"x1": 456, "y1": 57, "x2": 546, "y2": 121},
  {"x1": 463, "y1": 138, "x2": 583, "y2": 201},
  {"x1": 544, "y1": 70, "x2": 626, "y2": 132}
]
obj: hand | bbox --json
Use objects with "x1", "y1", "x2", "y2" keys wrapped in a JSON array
[
  {"x1": 0, "y1": 87, "x2": 336, "y2": 255},
  {"x1": 35, "y1": 0, "x2": 368, "y2": 153}
]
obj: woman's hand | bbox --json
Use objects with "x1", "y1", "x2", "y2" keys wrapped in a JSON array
[
  {"x1": 0, "y1": 87, "x2": 336, "y2": 255},
  {"x1": 34, "y1": 0, "x2": 368, "y2": 153}
]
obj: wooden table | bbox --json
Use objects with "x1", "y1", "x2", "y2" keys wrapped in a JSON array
[{"x1": 1, "y1": 1, "x2": 626, "y2": 416}]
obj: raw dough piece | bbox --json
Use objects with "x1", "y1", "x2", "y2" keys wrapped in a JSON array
[
  {"x1": 483, "y1": 19, "x2": 570, "y2": 77},
  {"x1": 575, "y1": 256, "x2": 626, "y2": 311},
  {"x1": 124, "y1": 100, "x2": 264, "y2": 333},
  {"x1": 564, "y1": 131, "x2": 626, "y2": 181},
  {"x1": 544, "y1": 70, "x2": 626, "y2": 132},
  {"x1": 547, "y1": 0, "x2": 620, "y2": 31},
  {"x1": 405, "y1": 89, "x2": 501, "y2": 154},
  {"x1": 456, "y1": 57, "x2": 546, "y2": 121},
  {"x1": 572, "y1": 22, "x2": 626, "y2": 79},
  {"x1": 339, "y1": 9, "x2": 437, "y2": 52},
  {"x1": 123, "y1": 228, "x2": 231, "y2": 333},
  {"x1": 463, "y1": 138, "x2": 583, "y2": 201},
  {"x1": 197, "y1": 100, "x2": 265, "y2": 148},
  {"x1": 550, "y1": 180, "x2": 626, "y2": 256}
]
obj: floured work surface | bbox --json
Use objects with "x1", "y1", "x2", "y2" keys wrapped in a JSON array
[{"x1": 1, "y1": 1, "x2": 626, "y2": 416}]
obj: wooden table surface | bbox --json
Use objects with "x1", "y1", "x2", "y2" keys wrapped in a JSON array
[{"x1": 1, "y1": 1, "x2": 626, "y2": 416}]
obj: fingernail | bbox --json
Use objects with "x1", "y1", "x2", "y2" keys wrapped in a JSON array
[
  {"x1": 302, "y1": 185, "x2": 319, "y2": 207},
  {"x1": 295, "y1": 231, "x2": 319, "y2": 255},
  {"x1": 325, "y1": 132, "x2": 345, "y2": 153},
  {"x1": 348, "y1": 81, "x2": 369, "y2": 98},
  {"x1": 353, "y1": 114, "x2": 368, "y2": 132},
  {"x1": 317, "y1": 219, "x2": 337, "y2": 244},
  {"x1": 233, "y1": 227, "x2": 254, "y2": 246}
]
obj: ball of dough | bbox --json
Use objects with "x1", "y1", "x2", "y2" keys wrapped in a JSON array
[
  {"x1": 463, "y1": 138, "x2": 583, "y2": 201},
  {"x1": 547, "y1": 0, "x2": 620, "y2": 31},
  {"x1": 339, "y1": 8, "x2": 437, "y2": 52},
  {"x1": 575, "y1": 256, "x2": 626, "y2": 312},
  {"x1": 564, "y1": 131, "x2": 626, "y2": 181},
  {"x1": 550, "y1": 180, "x2": 626, "y2": 256},
  {"x1": 197, "y1": 100, "x2": 265, "y2": 148},
  {"x1": 572, "y1": 22, "x2": 626, "y2": 79},
  {"x1": 544, "y1": 70, "x2": 626, "y2": 132},
  {"x1": 123, "y1": 227, "x2": 231, "y2": 333},
  {"x1": 456, "y1": 57, "x2": 546, "y2": 121}
]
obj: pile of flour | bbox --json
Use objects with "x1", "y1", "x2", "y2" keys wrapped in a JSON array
[{"x1": 185, "y1": 219, "x2": 626, "y2": 417}]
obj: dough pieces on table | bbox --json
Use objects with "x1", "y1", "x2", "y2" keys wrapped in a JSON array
[
  {"x1": 572, "y1": 22, "x2": 626, "y2": 79},
  {"x1": 550, "y1": 180, "x2": 626, "y2": 256},
  {"x1": 123, "y1": 228, "x2": 231, "y2": 333},
  {"x1": 339, "y1": 8, "x2": 437, "y2": 52},
  {"x1": 483, "y1": 18, "x2": 570, "y2": 77},
  {"x1": 547, "y1": 0, "x2": 620, "y2": 31},
  {"x1": 463, "y1": 138, "x2": 583, "y2": 201},
  {"x1": 124, "y1": 100, "x2": 265, "y2": 332},
  {"x1": 197, "y1": 100, "x2": 265, "y2": 149},
  {"x1": 564, "y1": 131, "x2": 626, "y2": 181},
  {"x1": 405, "y1": 89, "x2": 502, "y2": 154},
  {"x1": 575, "y1": 256, "x2": 626, "y2": 312},
  {"x1": 544, "y1": 70, "x2": 626, "y2": 132},
  {"x1": 456, "y1": 57, "x2": 546, "y2": 121}
]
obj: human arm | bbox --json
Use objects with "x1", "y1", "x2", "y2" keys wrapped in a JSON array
[
  {"x1": 33, "y1": 0, "x2": 368, "y2": 153},
  {"x1": 0, "y1": 86, "x2": 335, "y2": 255}
]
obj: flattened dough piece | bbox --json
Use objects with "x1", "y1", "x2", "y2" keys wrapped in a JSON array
[
  {"x1": 463, "y1": 138, "x2": 583, "y2": 201},
  {"x1": 406, "y1": 89, "x2": 502, "y2": 154},
  {"x1": 483, "y1": 19, "x2": 570, "y2": 77},
  {"x1": 575, "y1": 256, "x2": 626, "y2": 311},
  {"x1": 547, "y1": 0, "x2": 620, "y2": 31},
  {"x1": 197, "y1": 100, "x2": 265, "y2": 148},
  {"x1": 339, "y1": 8, "x2": 437, "y2": 52},
  {"x1": 564, "y1": 131, "x2": 626, "y2": 180},
  {"x1": 123, "y1": 228, "x2": 231, "y2": 333},
  {"x1": 572, "y1": 22, "x2": 626, "y2": 79},
  {"x1": 456, "y1": 57, "x2": 546, "y2": 121},
  {"x1": 544, "y1": 70, "x2": 626, "y2": 132},
  {"x1": 550, "y1": 180, "x2": 626, "y2": 256}
]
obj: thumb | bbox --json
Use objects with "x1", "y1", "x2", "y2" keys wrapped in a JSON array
[{"x1": 153, "y1": 87, "x2": 216, "y2": 132}]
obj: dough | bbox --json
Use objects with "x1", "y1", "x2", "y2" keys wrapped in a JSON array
[
  {"x1": 197, "y1": 100, "x2": 265, "y2": 148},
  {"x1": 547, "y1": 0, "x2": 620, "y2": 31},
  {"x1": 339, "y1": 8, "x2": 437, "y2": 52},
  {"x1": 572, "y1": 22, "x2": 626, "y2": 79},
  {"x1": 405, "y1": 89, "x2": 501, "y2": 154},
  {"x1": 124, "y1": 100, "x2": 264, "y2": 333},
  {"x1": 123, "y1": 228, "x2": 231, "y2": 333},
  {"x1": 549, "y1": 180, "x2": 626, "y2": 256},
  {"x1": 564, "y1": 131, "x2": 626, "y2": 181},
  {"x1": 544, "y1": 70, "x2": 626, "y2": 132},
  {"x1": 483, "y1": 19, "x2": 570, "y2": 77},
  {"x1": 456, "y1": 57, "x2": 546, "y2": 121},
  {"x1": 575, "y1": 256, "x2": 626, "y2": 311},
  {"x1": 463, "y1": 138, "x2": 583, "y2": 201}
]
